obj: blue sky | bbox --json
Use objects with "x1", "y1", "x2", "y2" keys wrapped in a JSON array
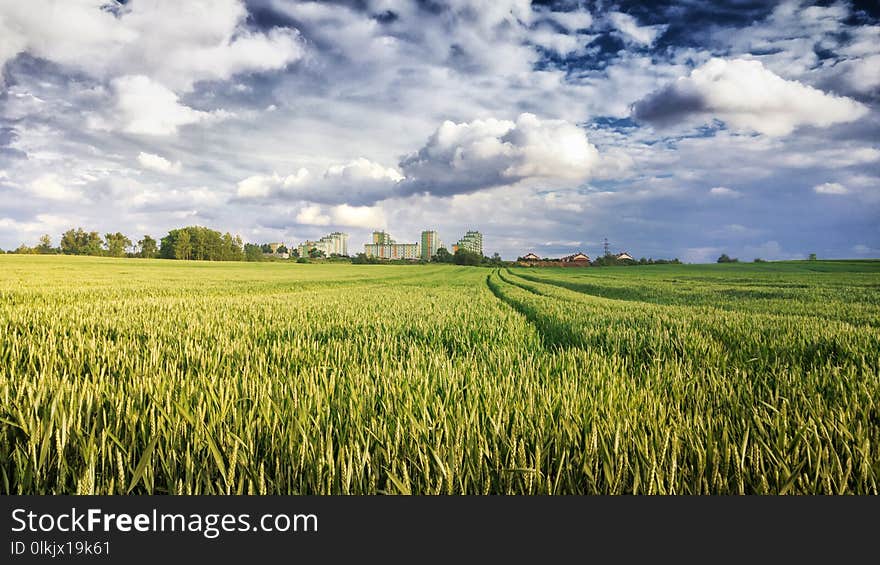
[{"x1": 0, "y1": 0, "x2": 877, "y2": 261}]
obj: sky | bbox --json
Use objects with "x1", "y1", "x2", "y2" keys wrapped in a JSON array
[{"x1": 0, "y1": 0, "x2": 878, "y2": 262}]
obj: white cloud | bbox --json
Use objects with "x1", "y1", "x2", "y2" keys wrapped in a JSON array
[
  {"x1": 29, "y1": 174, "x2": 79, "y2": 201},
  {"x1": 709, "y1": 186, "x2": 741, "y2": 197},
  {"x1": 0, "y1": 0, "x2": 303, "y2": 92},
  {"x1": 399, "y1": 113, "x2": 600, "y2": 196},
  {"x1": 324, "y1": 158, "x2": 403, "y2": 184},
  {"x1": 779, "y1": 147, "x2": 880, "y2": 169},
  {"x1": 835, "y1": 54, "x2": 880, "y2": 96},
  {"x1": 95, "y1": 75, "x2": 230, "y2": 136},
  {"x1": 236, "y1": 114, "x2": 601, "y2": 206},
  {"x1": 137, "y1": 152, "x2": 182, "y2": 174},
  {"x1": 295, "y1": 203, "x2": 385, "y2": 229},
  {"x1": 295, "y1": 205, "x2": 330, "y2": 226},
  {"x1": 546, "y1": 10, "x2": 593, "y2": 32},
  {"x1": 530, "y1": 27, "x2": 587, "y2": 56},
  {"x1": 632, "y1": 58, "x2": 869, "y2": 135},
  {"x1": 813, "y1": 182, "x2": 849, "y2": 195},
  {"x1": 743, "y1": 240, "x2": 792, "y2": 261},
  {"x1": 236, "y1": 160, "x2": 401, "y2": 204},
  {"x1": 682, "y1": 246, "x2": 722, "y2": 264},
  {"x1": 130, "y1": 185, "x2": 224, "y2": 212},
  {"x1": 608, "y1": 12, "x2": 667, "y2": 47},
  {"x1": 328, "y1": 204, "x2": 386, "y2": 229},
  {"x1": 236, "y1": 170, "x2": 309, "y2": 199}
]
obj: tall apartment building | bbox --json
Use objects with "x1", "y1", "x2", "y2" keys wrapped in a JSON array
[
  {"x1": 321, "y1": 232, "x2": 349, "y2": 256},
  {"x1": 364, "y1": 242, "x2": 420, "y2": 260},
  {"x1": 372, "y1": 231, "x2": 394, "y2": 245},
  {"x1": 364, "y1": 231, "x2": 420, "y2": 260},
  {"x1": 453, "y1": 230, "x2": 483, "y2": 256},
  {"x1": 420, "y1": 230, "x2": 441, "y2": 260},
  {"x1": 297, "y1": 232, "x2": 349, "y2": 257}
]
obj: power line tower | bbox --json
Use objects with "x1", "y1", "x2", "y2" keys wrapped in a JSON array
[{"x1": 603, "y1": 237, "x2": 610, "y2": 257}]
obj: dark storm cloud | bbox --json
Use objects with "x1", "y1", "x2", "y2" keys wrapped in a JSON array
[{"x1": 630, "y1": 85, "x2": 707, "y2": 127}]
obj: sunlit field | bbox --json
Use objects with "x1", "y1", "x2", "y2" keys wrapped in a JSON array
[{"x1": 1, "y1": 255, "x2": 878, "y2": 494}]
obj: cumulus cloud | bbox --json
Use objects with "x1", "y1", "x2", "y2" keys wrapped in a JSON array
[
  {"x1": 236, "y1": 169, "x2": 311, "y2": 199},
  {"x1": 399, "y1": 113, "x2": 600, "y2": 197},
  {"x1": 743, "y1": 240, "x2": 792, "y2": 261},
  {"x1": 29, "y1": 174, "x2": 79, "y2": 201},
  {"x1": 530, "y1": 27, "x2": 589, "y2": 56},
  {"x1": 632, "y1": 58, "x2": 869, "y2": 135},
  {"x1": 328, "y1": 204, "x2": 386, "y2": 229},
  {"x1": 608, "y1": 12, "x2": 667, "y2": 47},
  {"x1": 137, "y1": 152, "x2": 182, "y2": 174},
  {"x1": 90, "y1": 75, "x2": 231, "y2": 136},
  {"x1": 833, "y1": 54, "x2": 880, "y2": 97},
  {"x1": 682, "y1": 246, "x2": 722, "y2": 264},
  {"x1": 235, "y1": 114, "x2": 601, "y2": 206},
  {"x1": 295, "y1": 205, "x2": 330, "y2": 226},
  {"x1": 236, "y1": 159, "x2": 402, "y2": 205},
  {"x1": 545, "y1": 10, "x2": 593, "y2": 32},
  {"x1": 321, "y1": 159, "x2": 404, "y2": 204},
  {"x1": 813, "y1": 182, "x2": 849, "y2": 195},
  {"x1": 709, "y1": 186, "x2": 741, "y2": 197},
  {"x1": 0, "y1": 0, "x2": 303, "y2": 92},
  {"x1": 295, "y1": 203, "x2": 385, "y2": 229}
]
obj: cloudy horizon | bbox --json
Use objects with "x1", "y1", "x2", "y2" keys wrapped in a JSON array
[{"x1": 1, "y1": 0, "x2": 878, "y2": 261}]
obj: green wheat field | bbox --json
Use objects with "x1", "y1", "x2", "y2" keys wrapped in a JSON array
[{"x1": 1, "y1": 255, "x2": 878, "y2": 494}]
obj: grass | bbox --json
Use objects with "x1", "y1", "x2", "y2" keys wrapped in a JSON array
[{"x1": 1, "y1": 255, "x2": 878, "y2": 494}]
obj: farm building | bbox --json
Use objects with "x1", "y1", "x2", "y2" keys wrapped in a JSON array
[
  {"x1": 517, "y1": 251, "x2": 591, "y2": 267},
  {"x1": 616, "y1": 252, "x2": 634, "y2": 261},
  {"x1": 561, "y1": 252, "x2": 590, "y2": 263}
]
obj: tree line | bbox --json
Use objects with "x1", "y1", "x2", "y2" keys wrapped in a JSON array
[
  {"x1": 1, "y1": 226, "x2": 253, "y2": 261},
  {"x1": 1, "y1": 226, "x2": 511, "y2": 266}
]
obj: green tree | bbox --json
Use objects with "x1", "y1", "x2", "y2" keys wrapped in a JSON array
[
  {"x1": 138, "y1": 235, "x2": 158, "y2": 258},
  {"x1": 220, "y1": 232, "x2": 244, "y2": 261},
  {"x1": 453, "y1": 249, "x2": 482, "y2": 266},
  {"x1": 351, "y1": 252, "x2": 380, "y2": 264},
  {"x1": 808, "y1": 253, "x2": 817, "y2": 261},
  {"x1": 173, "y1": 230, "x2": 192, "y2": 260},
  {"x1": 433, "y1": 247, "x2": 453, "y2": 263},
  {"x1": 308, "y1": 247, "x2": 325, "y2": 259},
  {"x1": 717, "y1": 254, "x2": 738, "y2": 263},
  {"x1": 277, "y1": 245, "x2": 288, "y2": 254},
  {"x1": 104, "y1": 232, "x2": 132, "y2": 257},
  {"x1": 60, "y1": 228, "x2": 103, "y2": 256},
  {"x1": 160, "y1": 226, "x2": 243, "y2": 261},
  {"x1": 244, "y1": 243, "x2": 263, "y2": 262},
  {"x1": 36, "y1": 234, "x2": 56, "y2": 254}
]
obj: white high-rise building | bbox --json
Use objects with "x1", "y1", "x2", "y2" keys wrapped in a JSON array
[{"x1": 297, "y1": 232, "x2": 349, "y2": 257}]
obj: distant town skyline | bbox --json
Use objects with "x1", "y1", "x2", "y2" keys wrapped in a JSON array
[{"x1": 0, "y1": 1, "x2": 878, "y2": 262}]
